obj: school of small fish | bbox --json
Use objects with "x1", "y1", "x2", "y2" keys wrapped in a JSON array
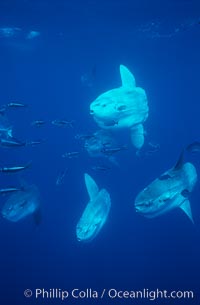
[{"x1": 0, "y1": 65, "x2": 199, "y2": 243}]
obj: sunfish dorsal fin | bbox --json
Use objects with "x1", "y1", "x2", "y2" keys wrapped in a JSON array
[
  {"x1": 120, "y1": 65, "x2": 136, "y2": 88},
  {"x1": 174, "y1": 149, "x2": 185, "y2": 170},
  {"x1": 84, "y1": 173, "x2": 99, "y2": 200},
  {"x1": 179, "y1": 199, "x2": 194, "y2": 224}
]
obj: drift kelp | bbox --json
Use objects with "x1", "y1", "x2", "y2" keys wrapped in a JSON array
[{"x1": 76, "y1": 173, "x2": 111, "y2": 242}]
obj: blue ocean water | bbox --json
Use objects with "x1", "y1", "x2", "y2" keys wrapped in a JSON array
[{"x1": 0, "y1": 0, "x2": 200, "y2": 304}]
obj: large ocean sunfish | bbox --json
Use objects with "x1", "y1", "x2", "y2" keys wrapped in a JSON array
[
  {"x1": 134, "y1": 150, "x2": 197, "y2": 223},
  {"x1": 90, "y1": 65, "x2": 149, "y2": 150},
  {"x1": 76, "y1": 173, "x2": 111, "y2": 242}
]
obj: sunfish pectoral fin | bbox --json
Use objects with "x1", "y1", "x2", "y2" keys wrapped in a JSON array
[
  {"x1": 179, "y1": 199, "x2": 194, "y2": 224},
  {"x1": 84, "y1": 173, "x2": 99, "y2": 200},
  {"x1": 120, "y1": 65, "x2": 136, "y2": 88},
  {"x1": 130, "y1": 124, "x2": 144, "y2": 149}
]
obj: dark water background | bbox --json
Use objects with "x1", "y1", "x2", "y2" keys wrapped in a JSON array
[{"x1": 0, "y1": 0, "x2": 200, "y2": 304}]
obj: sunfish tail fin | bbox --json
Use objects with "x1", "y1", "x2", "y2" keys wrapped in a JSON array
[
  {"x1": 84, "y1": 173, "x2": 99, "y2": 200},
  {"x1": 120, "y1": 65, "x2": 136, "y2": 88}
]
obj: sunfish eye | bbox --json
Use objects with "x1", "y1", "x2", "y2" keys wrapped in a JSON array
[{"x1": 102, "y1": 104, "x2": 106, "y2": 108}]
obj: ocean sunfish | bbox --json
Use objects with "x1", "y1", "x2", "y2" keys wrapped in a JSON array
[
  {"x1": 90, "y1": 65, "x2": 149, "y2": 150},
  {"x1": 2, "y1": 183, "x2": 41, "y2": 223},
  {"x1": 76, "y1": 173, "x2": 111, "y2": 242},
  {"x1": 134, "y1": 150, "x2": 197, "y2": 223}
]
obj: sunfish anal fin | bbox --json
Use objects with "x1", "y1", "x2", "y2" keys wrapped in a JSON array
[
  {"x1": 179, "y1": 199, "x2": 194, "y2": 224},
  {"x1": 130, "y1": 124, "x2": 144, "y2": 149},
  {"x1": 84, "y1": 173, "x2": 99, "y2": 200},
  {"x1": 120, "y1": 65, "x2": 136, "y2": 88}
]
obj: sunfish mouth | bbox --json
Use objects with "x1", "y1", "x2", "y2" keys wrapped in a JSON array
[{"x1": 135, "y1": 206, "x2": 143, "y2": 213}]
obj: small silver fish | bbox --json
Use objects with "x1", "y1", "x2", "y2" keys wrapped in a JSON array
[
  {"x1": 52, "y1": 120, "x2": 74, "y2": 128},
  {"x1": 31, "y1": 120, "x2": 46, "y2": 127},
  {"x1": 7, "y1": 102, "x2": 27, "y2": 108},
  {"x1": 101, "y1": 145, "x2": 128, "y2": 155},
  {"x1": 0, "y1": 162, "x2": 31, "y2": 173},
  {"x1": 26, "y1": 139, "x2": 45, "y2": 146},
  {"x1": 0, "y1": 138, "x2": 26, "y2": 147},
  {"x1": 56, "y1": 168, "x2": 68, "y2": 186},
  {"x1": 62, "y1": 152, "x2": 80, "y2": 158},
  {"x1": 0, "y1": 187, "x2": 23, "y2": 195},
  {"x1": 0, "y1": 27, "x2": 21, "y2": 38},
  {"x1": 92, "y1": 165, "x2": 111, "y2": 171}
]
